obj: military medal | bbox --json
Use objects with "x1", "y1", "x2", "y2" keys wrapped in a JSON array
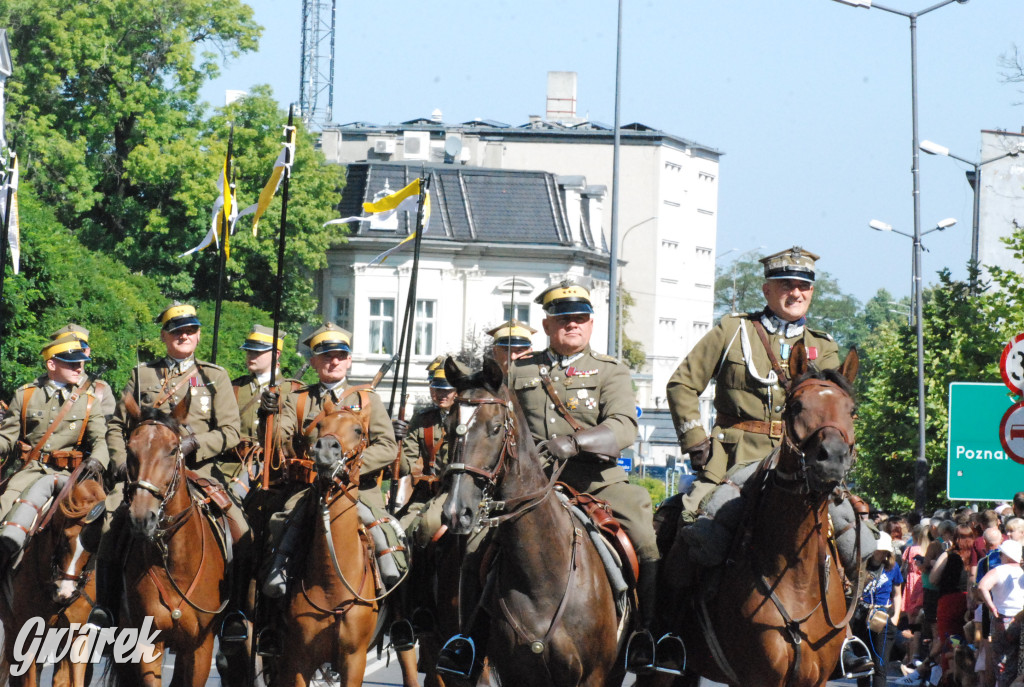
[
  {"x1": 585, "y1": 398, "x2": 597, "y2": 410},
  {"x1": 780, "y1": 343, "x2": 791, "y2": 361},
  {"x1": 567, "y1": 397, "x2": 579, "y2": 410},
  {"x1": 566, "y1": 367, "x2": 599, "y2": 377},
  {"x1": 199, "y1": 394, "x2": 210, "y2": 413},
  {"x1": 808, "y1": 347, "x2": 818, "y2": 360},
  {"x1": 577, "y1": 389, "x2": 589, "y2": 399}
]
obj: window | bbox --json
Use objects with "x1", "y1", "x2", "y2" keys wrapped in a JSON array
[
  {"x1": 368, "y1": 298, "x2": 395, "y2": 354},
  {"x1": 335, "y1": 297, "x2": 351, "y2": 330},
  {"x1": 503, "y1": 303, "x2": 530, "y2": 323},
  {"x1": 414, "y1": 300, "x2": 436, "y2": 356}
]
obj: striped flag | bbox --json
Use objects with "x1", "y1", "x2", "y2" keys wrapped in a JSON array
[
  {"x1": 323, "y1": 178, "x2": 431, "y2": 266},
  {"x1": 237, "y1": 125, "x2": 296, "y2": 237},
  {"x1": 180, "y1": 142, "x2": 237, "y2": 258},
  {"x1": 0, "y1": 154, "x2": 19, "y2": 274}
]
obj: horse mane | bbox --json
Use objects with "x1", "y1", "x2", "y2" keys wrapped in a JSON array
[
  {"x1": 791, "y1": 365, "x2": 855, "y2": 399},
  {"x1": 59, "y1": 479, "x2": 105, "y2": 519},
  {"x1": 136, "y1": 404, "x2": 183, "y2": 434}
]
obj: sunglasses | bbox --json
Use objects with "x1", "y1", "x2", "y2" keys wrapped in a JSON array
[{"x1": 172, "y1": 326, "x2": 200, "y2": 336}]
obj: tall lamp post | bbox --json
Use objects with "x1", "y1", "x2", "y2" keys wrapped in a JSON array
[
  {"x1": 869, "y1": 216, "x2": 957, "y2": 513},
  {"x1": 617, "y1": 216, "x2": 656, "y2": 359},
  {"x1": 607, "y1": 0, "x2": 624, "y2": 354},
  {"x1": 919, "y1": 139, "x2": 1022, "y2": 291},
  {"x1": 832, "y1": 0, "x2": 968, "y2": 515}
]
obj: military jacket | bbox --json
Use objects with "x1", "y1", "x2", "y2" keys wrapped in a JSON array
[
  {"x1": 92, "y1": 379, "x2": 117, "y2": 419},
  {"x1": 275, "y1": 382, "x2": 398, "y2": 477},
  {"x1": 232, "y1": 374, "x2": 300, "y2": 441},
  {"x1": 666, "y1": 311, "x2": 840, "y2": 466},
  {"x1": 402, "y1": 405, "x2": 450, "y2": 478},
  {"x1": 510, "y1": 346, "x2": 638, "y2": 486},
  {"x1": 107, "y1": 358, "x2": 241, "y2": 469},
  {"x1": 0, "y1": 376, "x2": 109, "y2": 467}
]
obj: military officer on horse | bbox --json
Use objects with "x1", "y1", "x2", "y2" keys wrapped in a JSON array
[
  {"x1": 0, "y1": 336, "x2": 108, "y2": 570},
  {"x1": 49, "y1": 323, "x2": 116, "y2": 420},
  {"x1": 90, "y1": 302, "x2": 250, "y2": 648},
  {"x1": 437, "y1": 280, "x2": 661, "y2": 676},
  {"x1": 487, "y1": 319, "x2": 536, "y2": 373}
]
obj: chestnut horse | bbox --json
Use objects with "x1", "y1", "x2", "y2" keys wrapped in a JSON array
[
  {"x1": 113, "y1": 396, "x2": 229, "y2": 686},
  {"x1": 441, "y1": 358, "x2": 626, "y2": 687},
  {"x1": 272, "y1": 400, "x2": 379, "y2": 687},
  {"x1": 642, "y1": 342, "x2": 859, "y2": 687},
  {"x1": 0, "y1": 474, "x2": 106, "y2": 687}
]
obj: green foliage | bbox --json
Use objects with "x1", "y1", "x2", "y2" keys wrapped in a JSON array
[
  {"x1": 617, "y1": 287, "x2": 646, "y2": 370},
  {"x1": 713, "y1": 252, "x2": 766, "y2": 320},
  {"x1": 192, "y1": 301, "x2": 307, "y2": 380},
  {"x1": 631, "y1": 476, "x2": 666, "y2": 506}
]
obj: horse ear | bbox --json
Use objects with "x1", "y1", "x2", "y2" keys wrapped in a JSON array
[
  {"x1": 122, "y1": 391, "x2": 141, "y2": 420},
  {"x1": 788, "y1": 340, "x2": 809, "y2": 379},
  {"x1": 324, "y1": 397, "x2": 336, "y2": 415},
  {"x1": 482, "y1": 357, "x2": 504, "y2": 392},
  {"x1": 839, "y1": 347, "x2": 859, "y2": 384},
  {"x1": 170, "y1": 395, "x2": 189, "y2": 424},
  {"x1": 444, "y1": 357, "x2": 464, "y2": 389}
]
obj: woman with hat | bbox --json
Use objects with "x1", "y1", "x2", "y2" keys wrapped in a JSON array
[{"x1": 853, "y1": 532, "x2": 904, "y2": 687}]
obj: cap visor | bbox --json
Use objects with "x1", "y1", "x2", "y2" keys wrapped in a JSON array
[
  {"x1": 54, "y1": 351, "x2": 91, "y2": 363},
  {"x1": 165, "y1": 316, "x2": 202, "y2": 331},
  {"x1": 766, "y1": 271, "x2": 814, "y2": 282},
  {"x1": 313, "y1": 342, "x2": 351, "y2": 354},
  {"x1": 545, "y1": 302, "x2": 594, "y2": 316},
  {"x1": 241, "y1": 342, "x2": 274, "y2": 352}
]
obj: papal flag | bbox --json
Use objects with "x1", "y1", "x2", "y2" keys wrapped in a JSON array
[
  {"x1": 180, "y1": 148, "x2": 237, "y2": 258},
  {"x1": 0, "y1": 154, "x2": 19, "y2": 275},
  {"x1": 237, "y1": 125, "x2": 296, "y2": 237},
  {"x1": 323, "y1": 178, "x2": 431, "y2": 266}
]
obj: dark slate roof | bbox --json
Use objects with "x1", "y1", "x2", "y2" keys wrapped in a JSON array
[{"x1": 335, "y1": 162, "x2": 601, "y2": 249}]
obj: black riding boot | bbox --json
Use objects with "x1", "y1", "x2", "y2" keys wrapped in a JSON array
[
  {"x1": 389, "y1": 580, "x2": 416, "y2": 651},
  {"x1": 87, "y1": 508, "x2": 127, "y2": 629},
  {"x1": 625, "y1": 560, "x2": 660, "y2": 675}
]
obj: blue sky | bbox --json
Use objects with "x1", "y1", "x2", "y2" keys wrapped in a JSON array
[{"x1": 200, "y1": 0, "x2": 1024, "y2": 304}]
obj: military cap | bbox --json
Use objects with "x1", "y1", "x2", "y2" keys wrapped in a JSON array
[
  {"x1": 429, "y1": 367, "x2": 455, "y2": 390},
  {"x1": 487, "y1": 319, "x2": 537, "y2": 348},
  {"x1": 155, "y1": 303, "x2": 201, "y2": 331},
  {"x1": 759, "y1": 246, "x2": 819, "y2": 283},
  {"x1": 426, "y1": 354, "x2": 447, "y2": 373},
  {"x1": 303, "y1": 323, "x2": 351, "y2": 355},
  {"x1": 535, "y1": 280, "x2": 594, "y2": 316},
  {"x1": 241, "y1": 324, "x2": 284, "y2": 352},
  {"x1": 42, "y1": 337, "x2": 90, "y2": 363},
  {"x1": 50, "y1": 323, "x2": 90, "y2": 342}
]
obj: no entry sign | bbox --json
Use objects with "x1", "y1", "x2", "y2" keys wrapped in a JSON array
[{"x1": 1000, "y1": 333, "x2": 1024, "y2": 395}]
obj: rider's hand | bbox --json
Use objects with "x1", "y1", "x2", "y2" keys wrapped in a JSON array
[
  {"x1": 81, "y1": 457, "x2": 104, "y2": 477},
  {"x1": 683, "y1": 438, "x2": 712, "y2": 471},
  {"x1": 179, "y1": 434, "x2": 199, "y2": 457},
  {"x1": 392, "y1": 419, "x2": 409, "y2": 442},
  {"x1": 546, "y1": 434, "x2": 580, "y2": 461},
  {"x1": 259, "y1": 390, "x2": 280, "y2": 417}
]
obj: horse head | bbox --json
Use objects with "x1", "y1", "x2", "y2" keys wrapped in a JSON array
[
  {"x1": 52, "y1": 479, "x2": 106, "y2": 602},
  {"x1": 779, "y1": 342, "x2": 859, "y2": 493},
  {"x1": 310, "y1": 399, "x2": 369, "y2": 484},
  {"x1": 123, "y1": 392, "x2": 189, "y2": 540},
  {"x1": 441, "y1": 357, "x2": 521, "y2": 535}
]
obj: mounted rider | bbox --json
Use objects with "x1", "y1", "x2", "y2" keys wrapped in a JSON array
[
  {"x1": 49, "y1": 324, "x2": 116, "y2": 420},
  {"x1": 437, "y1": 280, "x2": 662, "y2": 676},
  {"x1": 89, "y1": 302, "x2": 250, "y2": 648},
  {"x1": 486, "y1": 319, "x2": 536, "y2": 373},
  {"x1": 0, "y1": 336, "x2": 108, "y2": 571},
  {"x1": 260, "y1": 322, "x2": 400, "y2": 598}
]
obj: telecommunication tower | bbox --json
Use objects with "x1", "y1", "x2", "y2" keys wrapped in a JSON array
[{"x1": 299, "y1": 0, "x2": 336, "y2": 129}]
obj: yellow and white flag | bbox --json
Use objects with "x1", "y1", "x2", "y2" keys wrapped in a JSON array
[
  {"x1": 180, "y1": 152, "x2": 237, "y2": 258},
  {"x1": 237, "y1": 126, "x2": 295, "y2": 237},
  {"x1": 323, "y1": 178, "x2": 431, "y2": 266},
  {"x1": 0, "y1": 154, "x2": 19, "y2": 275}
]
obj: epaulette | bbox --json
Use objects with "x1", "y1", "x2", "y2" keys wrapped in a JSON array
[
  {"x1": 591, "y1": 351, "x2": 620, "y2": 365},
  {"x1": 196, "y1": 359, "x2": 228, "y2": 373},
  {"x1": 17, "y1": 382, "x2": 36, "y2": 392},
  {"x1": 806, "y1": 327, "x2": 834, "y2": 342},
  {"x1": 518, "y1": 351, "x2": 548, "y2": 366},
  {"x1": 231, "y1": 374, "x2": 254, "y2": 387}
]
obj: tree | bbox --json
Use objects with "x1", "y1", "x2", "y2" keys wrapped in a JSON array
[
  {"x1": 713, "y1": 252, "x2": 765, "y2": 320},
  {"x1": 617, "y1": 287, "x2": 646, "y2": 370}
]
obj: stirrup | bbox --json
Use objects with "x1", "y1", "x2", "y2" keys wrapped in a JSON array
[
  {"x1": 655, "y1": 633, "x2": 686, "y2": 676},
  {"x1": 625, "y1": 629, "x2": 656, "y2": 675},
  {"x1": 840, "y1": 635, "x2": 874, "y2": 678},
  {"x1": 219, "y1": 610, "x2": 249, "y2": 645},
  {"x1": 436, "y1": 635, "x2": 476, "y2": 678},
  {"x1": 84, "y1": 606, "x2": 114, "y2": 631},
  {"x1": 390, "y1": 619, "x2": 416, "y2": 651},
  {"x1": 256, "y1": 628, "x2": 281, "y2": 658}
]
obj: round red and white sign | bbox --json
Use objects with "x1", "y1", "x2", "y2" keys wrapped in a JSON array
[
  {"x1": 999, "y1": 402, "x2": 1024, "y2": 465},
  {"x1": 1000, "y1": 333, "x2": 1024, "y2": 395}
]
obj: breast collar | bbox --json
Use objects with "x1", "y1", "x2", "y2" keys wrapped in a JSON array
[{"x1": 760, "y1": 311, "x2": 806, "y2": 339}]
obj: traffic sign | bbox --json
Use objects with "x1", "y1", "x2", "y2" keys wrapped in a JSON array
[
  {"x1": 636, "y1": 405, "x2": 643, "y2": 419},
  {"x1": 948, "y1": 383, "x2": 1021, "y2": 501},
  {"x1": 1000, "y1": 402, "x2": 1024, "y2": 464},
  {"x1": 1000, "y1": 333, "x2": 1024, "y2": 395},
  {"x1": 618, "y1": 456, "x2": 633, "y2": 472}
]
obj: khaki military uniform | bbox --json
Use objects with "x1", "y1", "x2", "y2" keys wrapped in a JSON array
[
  {"x1": 399, "y1": 405, "x2": 450, "y2": 549},
  {"x1": 232, "y1": 374, "x2": 300, "y2": 442},
  {"x1": 92, "y1": 379, "x2": 117, "y2": 420},
  {"x1": 667, "y1": 311, "x2": 840, "y2": 512},
  {"x1": 510, "y1": 347, "x2": 657, "y2": 562},
  {"x1": 0, "y1": 377, "x2": 109, "y2": 518}
]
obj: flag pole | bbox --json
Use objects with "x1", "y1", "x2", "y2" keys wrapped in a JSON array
[
  {"x1": 0, "y1": 156, "x2": 12, "y2": 384},
  {"x1": 388, "y1": 172, "x2": 430, "y2": 512},
  {"x1": 211, "y1": 123, "x2": 234, "y2": 363}
]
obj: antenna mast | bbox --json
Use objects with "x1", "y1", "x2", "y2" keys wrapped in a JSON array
[{"x1": 299, "y1": 0, "x2": 336, "y2": 129}]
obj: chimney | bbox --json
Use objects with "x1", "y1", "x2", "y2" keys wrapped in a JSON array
[{"x1": 546, "y1": 71, "x2": 577, "y2": 122}]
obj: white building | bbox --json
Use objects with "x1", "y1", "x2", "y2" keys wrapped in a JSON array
[
  {"x1": 320, "y1": 161, "x2": 614, "y2": 414},
  {"x1": 978, "y1": 129, "x2": 1024, "y2": 278},
  {"x1": 319, "y1": 73, "x2": 723, "y2": 409}
]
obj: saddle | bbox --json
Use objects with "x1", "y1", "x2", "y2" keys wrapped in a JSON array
[
  {"x1": 556, "y1": 483, "x2": 640, "y2": 587},
  {"x1": 186, "y1": 471, "x2": 242, "y2": 561}
]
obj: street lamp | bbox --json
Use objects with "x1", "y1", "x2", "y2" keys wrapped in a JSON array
[
  {"x1": 832, "y1": 0, "x2": 968, "y2": 515},
  {"x1": 869, "y1": 217, "x2": 958, "y2": 515},
  {"x1": 607, "y1": 0, "x2": 624, "y2": 354},
  {"x1": 617, "y1": 216, "x2": 656, "y2": 358},
  {"x1": 919, "y1": 138, "x2": 1022, "y2": 291}
]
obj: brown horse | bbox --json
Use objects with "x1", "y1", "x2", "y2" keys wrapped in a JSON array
[
  {"x1": 441, "y1": 358, "x2": 626, "y2": 687},
  {"x1": 642, "y1": 342, "x2": 859, "y2": 687},
  {"x1": 113, "y1": 395, "x2": 228, "y2": 687},
  {"x1": 0, "y1": 474, "x2": 106, "y2": 687},
  {"x1": 272, "y1": 400, "x2": 380, "y2": 687}
]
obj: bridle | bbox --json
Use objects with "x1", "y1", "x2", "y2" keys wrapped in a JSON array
[
  {"x1": 124, "y1": 419, "x2": 187, "y2": 528},
  {"x1": 313, "y1": 407, "x2": 369, "y2": 484}
]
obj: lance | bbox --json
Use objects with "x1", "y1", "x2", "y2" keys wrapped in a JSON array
[
  {"x1": 0, "y1": 154, "x2": 12, "y2": 383},
  {"x1": 388, "y1": 173, "x2": 430, "y2": 512},
  {"x1": 210, "y1": 123, "x2": 234, "y2": 363}
]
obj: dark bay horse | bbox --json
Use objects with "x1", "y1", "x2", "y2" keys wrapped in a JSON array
[
  {"x1": 273, "y1": 400, "x2": 380, "y2": 687},
  {"x1": 643, "y1": 342, "x2": 859, "y2": 687},
  {"x1": 441, "y1": 358, "x2": 626, "y2": 687},
  {"x1": 114, "y1": 395, "x2": 228, "y2": 687},
  {"x1": 0, "y1": 474, "x2": 106, "y2": 687}
]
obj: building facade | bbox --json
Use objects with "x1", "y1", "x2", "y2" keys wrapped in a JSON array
[{"x1": 978, "y1": 129, "x2": 1024, "y2": 279}]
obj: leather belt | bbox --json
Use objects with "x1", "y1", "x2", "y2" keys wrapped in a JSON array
[{"x1": 717, "y1": 413, "x2": 784, "y2": 439}]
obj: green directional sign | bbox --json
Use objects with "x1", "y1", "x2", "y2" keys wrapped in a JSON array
[{"x1": 948, "y1": 382, "x2": 1022, "y2": 501}]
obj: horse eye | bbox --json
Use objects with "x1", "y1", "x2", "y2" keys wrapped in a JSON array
[
  {"x1": 789, "y1": 401, "x2": 803, "y2": 415},
  {"x1": 354, "y1": 426, "x2": 363, "y2": 436}
]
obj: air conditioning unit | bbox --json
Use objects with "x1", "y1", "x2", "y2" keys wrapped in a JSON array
[
  {"x1": 403, "y1": 131, "x2": 430, "y2": 160},
  {"x1": 374, "y1": 138, "x2": 396, "y2": 155}
]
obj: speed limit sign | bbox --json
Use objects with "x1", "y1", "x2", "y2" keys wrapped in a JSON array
[{"x1": 1000, "y1": 333, "x2": 1024, "y2": 395}]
